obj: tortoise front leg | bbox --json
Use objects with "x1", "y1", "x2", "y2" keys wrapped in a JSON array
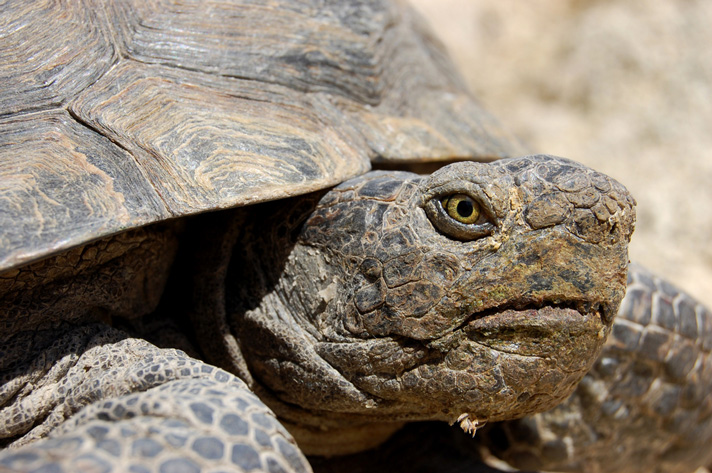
[{"x1": 0, "y1": 324, "x2": 310, "y2": 473}]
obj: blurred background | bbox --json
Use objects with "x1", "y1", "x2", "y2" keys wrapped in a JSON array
[{"x1": 410, "y1": 0, "x2": 712, "y2": 309}]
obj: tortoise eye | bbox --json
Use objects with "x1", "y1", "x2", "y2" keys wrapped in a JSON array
[
  {"x1": 442, "y1": 194, "x2": 480, "y2": 224},
  {"x1": 423, "y1": 192, "x2": 494, "y2": 241}
]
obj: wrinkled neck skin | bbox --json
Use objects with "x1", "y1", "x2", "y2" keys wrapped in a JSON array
[{"x1": 192, "y1": 155, "x2": 636, "y2": 455}]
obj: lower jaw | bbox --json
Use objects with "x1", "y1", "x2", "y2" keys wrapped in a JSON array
[{"x1": 271, "y1": 305, "x2": 608, "y2": 444}]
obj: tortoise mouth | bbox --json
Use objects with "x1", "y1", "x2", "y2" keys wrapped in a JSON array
[
  {"x1": 468, "y1": 299, "x2": 612, "y2": 326},
  {"x1": 312, "y1": 298, "x2": 611, "y2": 423},
  {"x1": 309, "y1": 297, "x2": 613, "y2": 423},
  {"x1": 426, "y1": 299, "x2": 611, "y2": 358}
]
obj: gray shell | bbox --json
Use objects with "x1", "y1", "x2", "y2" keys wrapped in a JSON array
[{"x1": 0, "y1": 0, "x2": 520, "y2": 272}]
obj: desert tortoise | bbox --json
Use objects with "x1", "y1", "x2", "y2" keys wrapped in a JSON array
[{"x1": 0, "y1": 1, "x2": 709, "y2": 472}]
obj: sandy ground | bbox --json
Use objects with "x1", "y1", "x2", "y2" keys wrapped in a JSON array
[{"x1": 409, "y1": 0, "x2": 712, "y2": 309}]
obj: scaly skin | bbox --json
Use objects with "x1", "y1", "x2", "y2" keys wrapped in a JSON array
[
  {"x1": 0, "y1": 325, "x2": 311, "y2": 472},
  {"x1": 191, "y1": 155, "x2": 635, "y2": 455},
  {"x1": 308, "y1": 264, "x2": 712, "y2": 473},
  {"x1": 0, "y1": 155, "x2": 636, "y2": 470}
]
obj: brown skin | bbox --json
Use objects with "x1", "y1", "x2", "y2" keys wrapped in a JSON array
[
  {"x1": 0, "y1": 155, "x2": 634, "y2": 469},
  {"x1": 190, "y1": 155, "x2": 635, "y2": 454}
]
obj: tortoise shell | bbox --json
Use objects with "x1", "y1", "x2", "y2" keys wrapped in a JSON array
[{"x1": 0, "y1": 0, "x2": 519, "y2": 272}]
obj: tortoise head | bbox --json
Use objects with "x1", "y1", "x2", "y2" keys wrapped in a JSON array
[{"x1": 224, "y1": 154, "x2": 635, "y2": 449}]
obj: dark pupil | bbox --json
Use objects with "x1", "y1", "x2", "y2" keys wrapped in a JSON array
[{"x1": 456, "y1": 199, "x2": 473, "y2": 217}]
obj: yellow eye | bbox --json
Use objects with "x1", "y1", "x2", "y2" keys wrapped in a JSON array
[{"x1": 442, "y1": 194, "x2": 480, "y2": 224}]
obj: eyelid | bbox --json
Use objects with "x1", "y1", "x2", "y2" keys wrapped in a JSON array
[{"x1": 423, "y1": 191, "x2": 495, "y2": 241}]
